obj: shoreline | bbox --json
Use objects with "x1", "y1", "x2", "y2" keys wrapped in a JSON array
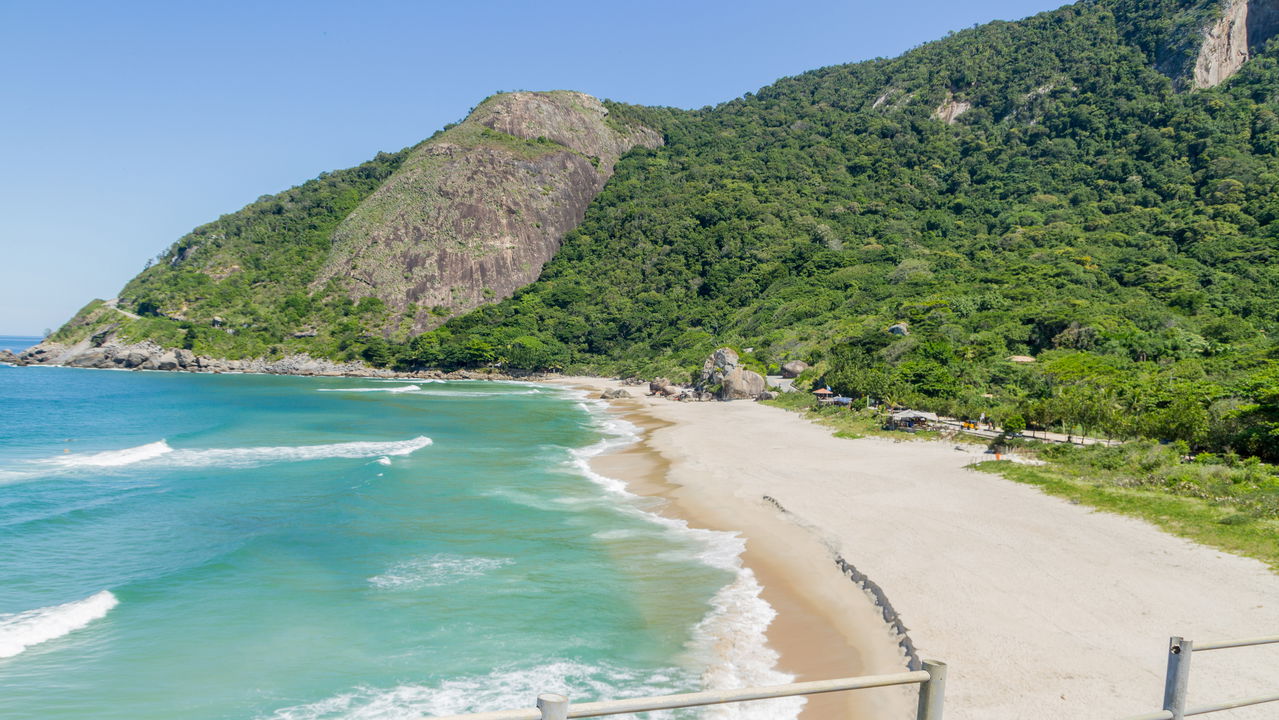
[
  {"x1": 559, "y1": 376, "x2": 1279, "y2": 720},
  {"x1": 14, "y1": 362, "x2": 1279, "y2": 717},
  {"x1": 564, "y1": 381, "x2": 915, "y2": 720}
]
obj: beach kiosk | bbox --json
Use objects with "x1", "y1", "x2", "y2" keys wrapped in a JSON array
[{"x1": 888, "y1": 409, "x2": 938, "y2": 431}]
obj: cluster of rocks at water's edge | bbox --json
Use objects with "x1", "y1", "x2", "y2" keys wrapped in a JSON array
[
  {"x1": 5, "y1": 341, "x2": 796, "y2": 399},
  {"x1": 1, "y1": 339, "x2": 517, "y2": 381},
  {"x1": 599, "y1": 348, "x2": 781, "y2": 403}
]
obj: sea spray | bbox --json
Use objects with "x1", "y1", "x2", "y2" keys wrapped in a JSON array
[{"x1": 0, "y1": 590, "x2": 118, "y2": 659}]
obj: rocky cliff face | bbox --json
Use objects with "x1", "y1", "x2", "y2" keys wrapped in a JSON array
[
  {"x1": 22, "y1": 90, "x2": 660, "y2": 370},
  {"x1": 314, "y1": 91, "x2": 662, "y2": 333},
  {"x1": 1194, "y1": 0, "x2": 1279, "y2": 88}
]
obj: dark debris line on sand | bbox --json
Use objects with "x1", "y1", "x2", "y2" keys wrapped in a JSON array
[{"x1": 763, "y1": 494, "x2": 922, "y2": 671}]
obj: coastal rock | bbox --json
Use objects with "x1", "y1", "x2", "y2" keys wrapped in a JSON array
[
  {"x1": 781, "y1": 360, "x2": 809, "y2": 378},
  {"x1": 700, "y1": 347, "x2": 740, "y2": 386},
  {"x1": 621, "y1": 377, "x2": 646, "y2": 386},
  {"x1": 123, "y1": 350, "x2": 149, "y2": 368},
  {"x1": 155, "y1": 351, "x2": 180, "y2": 371},
  {"x1": 719, "y1": 368, "x2": 766, "y2": 400},
  {"x1": 600, "y1": 388, "x2": 630, "y2": 399},
  {"x1": 649, "y1": 378, "x2": 670, "y2": 395},
  {"x1": 11, "y1": 333, "x2": 528, "y2": 382},
  {"x1": 66, "y1": 349, "x2": 109, "y2": 368},
  {"x1": 0, "y1": 349, "x2": 20, "y2": 365}
]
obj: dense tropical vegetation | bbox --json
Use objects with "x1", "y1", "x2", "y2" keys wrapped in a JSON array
[{"x1": 51, "y1": 0, "x2": 1279, "y2": 463}]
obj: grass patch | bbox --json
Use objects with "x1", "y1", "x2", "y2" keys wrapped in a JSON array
[{"x1": 973, "y1": 458, "x2": 1279, "y2": 571}]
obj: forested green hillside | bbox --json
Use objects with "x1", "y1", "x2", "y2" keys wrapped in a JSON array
[
  {"x1": 44, "y1": 0, "x2": 1279, "y2": 461},
  {"x1": 412, "y1": 0, "x2": 1279, "y2": 458}
]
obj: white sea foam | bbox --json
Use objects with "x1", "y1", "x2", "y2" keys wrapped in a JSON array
[
  {"x1": 318, "y1": 383, "x2": 541, "y2": 397},
  {"x1": 591, "y1": 528, "x2": 641, "y2": 540},
  {"x1": 11, "y1": 437, "x2": 433, "y2": 480},
  {"x1": 564, "y1": 396, "x2": 803, "y2": 720},
  {"x1": 316, "y1": 385, "x2": 421, "y2": 393},
  {"x1": 409, "y1": 388, "x2": 543, "y2": 397},
  {"x1": 58, "y1": 440, "x2": 175, "y2": 467},
  {"x1": 261, "y1": 660, "x2": 692, "y2": 720},
  {"x1": 0, "y1": 590, "x2": 118, "y2": 659},
  {"x1": 368, "y1": 554, "x2": 513, "y2": 590},
  {"x1": 375, "y1": 457, "x2": 392, "y2": 466}
]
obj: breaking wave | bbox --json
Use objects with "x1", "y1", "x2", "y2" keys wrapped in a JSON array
[
  {"x1": 565, "y1": 393, "x2": 803, "y2": 720},
  {"x1": 0, "y1": 590, "x2": 118, "y2": 659},
  {"x1": 261, "y1": 660, "x2": 693, "y2": 720},
  {"x1": 5, "y1": 437, "x2": 433, "y2": 482},
  {"x1": 368, "y1": 554, "x2": 513, "y2": 590},
  {"x1": 316, "y1": 385, "x2": 421, "y2": 393}
]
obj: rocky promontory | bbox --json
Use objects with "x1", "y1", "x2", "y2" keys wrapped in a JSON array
[{"x1": 12, "y1": 339, "x2": 521, "y2": 380}]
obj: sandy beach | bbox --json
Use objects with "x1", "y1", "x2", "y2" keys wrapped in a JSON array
[{"x1": 560, "y1": 377, "x2": 1279, "y2": 720}]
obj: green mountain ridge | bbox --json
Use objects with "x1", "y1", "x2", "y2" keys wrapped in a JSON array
[{"x1": 33, "y1": 0, "x2": 1279, "y2": 459}]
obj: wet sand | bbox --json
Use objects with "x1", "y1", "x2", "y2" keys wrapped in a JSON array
[{"x1": 581, "y1": 396, "x2": 914, "y2": 720}]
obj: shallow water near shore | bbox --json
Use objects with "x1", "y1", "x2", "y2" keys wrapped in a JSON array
[{"x1": 0, "y1": 363, "x2": 790, "y2": 719}]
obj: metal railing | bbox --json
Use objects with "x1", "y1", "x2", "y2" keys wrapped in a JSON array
[
  {"x1": 426, "y1": 660, "x2": 946, "y2": 720},
  {"x1": 422, "y1": 632, "x2": 1277, "y2": 720},
  {"x1": 1119, "y1": 635, "x2": 1279, "y2": 720}
]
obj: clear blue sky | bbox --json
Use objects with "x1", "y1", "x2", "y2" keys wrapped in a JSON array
[{"x1": 0, "y1": 0, "x2": 1068, "y2": 335}]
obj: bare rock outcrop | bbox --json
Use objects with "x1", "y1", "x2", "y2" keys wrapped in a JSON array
[
  {"x1": 1194, "y1": 0, "x2": 1279, "y2": 88},
  {"x1": 932, "y1": 94, "x2": 971, "y2": 124},
  {"x1": 698, "y1": 347, "x2": 767, "y2": 400},
  {"x1": 15, "y1": 335, "x2": 527, "y2": 381},
  {"x1": 313, "y1": 91, "x2": 662, "y2": 334},
  {"x1": 719, "y1": 367, "x2": 766, "y2": 400},
  {"x1": 700, "y1": 347, "x2": 741, "y2": 386}
]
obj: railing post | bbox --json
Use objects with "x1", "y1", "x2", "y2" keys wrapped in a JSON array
[
  {"x1": 1162, "y1": 636, "x2": 1193, "y2": 720},
  {"x1": 536, "y1": 693, "x2": 568, "y2": 720},
  {"x1": 916, "y1": 659, "x2": 947, "y2": 720}
]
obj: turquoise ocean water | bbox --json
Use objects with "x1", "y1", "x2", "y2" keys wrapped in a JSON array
[{"x1": 0, "y1": 337, "x2": 797, "y2": 720}]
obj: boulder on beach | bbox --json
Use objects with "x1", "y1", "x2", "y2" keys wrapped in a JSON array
[
  {"x1": 719, "y1": 367, "x2": 766, "y2": 400},
  {"x1": 697, "y1": 347, "x2": 766, "y2": 400},
  {"x1": 700, "y1": 347, "x2": 740, "y2": 386},
  {"x1": 600, "y1": 388, "x2": 630, "y2": 399},
  {"x1": 780, "y1": 360, "x2": 808, "y2": 378}
]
